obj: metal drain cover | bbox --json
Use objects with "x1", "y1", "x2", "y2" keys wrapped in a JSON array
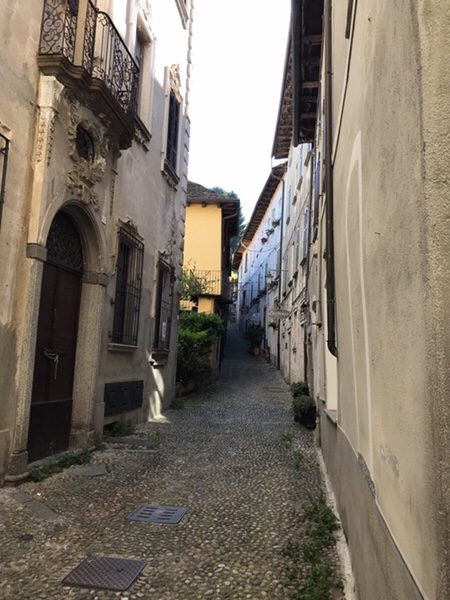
[
  {"x1": 128, "y1": 503, "x2": 187, "y2": 524},
  {"x1": 62, "y1": 556, "x2": 146, "y2": 591}
]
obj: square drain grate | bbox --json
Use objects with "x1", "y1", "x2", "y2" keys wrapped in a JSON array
[
  {"x1": 62, "y1": 556, "x2": 146, "y2": 591},
  {"x1": 128, "y1": 503, "x2": 187, "y2": 524}
]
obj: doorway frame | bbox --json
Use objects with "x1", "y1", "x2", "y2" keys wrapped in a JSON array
[{"x1": 6, "y1": 202, "x2": 107, "y2": 480}]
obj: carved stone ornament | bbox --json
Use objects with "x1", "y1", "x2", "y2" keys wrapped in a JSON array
[
  {"x1": 66, "y1": 171, "x2": 100, "y2": 212},
  {"x1": 169, "y1": 64, "x2": 182, "y2": 102},
  {"x1": 119, "y1": 216, "x2": 142, "y2": 239},
  {"x1": 65, "y1": 93, "x2": 109, "y2": 186}
]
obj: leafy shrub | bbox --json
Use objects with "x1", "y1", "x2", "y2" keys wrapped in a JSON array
[
  {"x1": 292, "y1": 394, "x2": 315, "y2": 418},
  {"x1": 290, "y1": 381, "x2": 310, "y2": 397},
  {"x1": 179, "y1": 311, "x2": 224, "y2": 337},
  {"x1": 176, "y1": 312, "x2": 224, "y2": 388}
]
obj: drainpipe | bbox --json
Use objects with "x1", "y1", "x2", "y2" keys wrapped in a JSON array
[{"x1": 324, "y1": 0, "x2": 337, "y2": 357}]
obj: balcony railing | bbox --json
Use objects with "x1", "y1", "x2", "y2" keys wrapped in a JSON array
[
  {"x1": 38, "y1": 0, "x2": 139, "y2": 147},
  {"x1": 184, "y1": 269, "x2": 234, "y2": 301}
]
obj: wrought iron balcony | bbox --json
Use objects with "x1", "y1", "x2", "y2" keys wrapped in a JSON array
[{"x1": 38, "y1": 0, "x2": 139, "y2": 148}]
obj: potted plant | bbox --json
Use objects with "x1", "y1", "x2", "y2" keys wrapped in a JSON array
[
  {"x1": 290, "y1": 381, "x2": 309, "y2": 397},
  {"x1": 292, "y1": 394, "x2": 317, "y2": 429}
]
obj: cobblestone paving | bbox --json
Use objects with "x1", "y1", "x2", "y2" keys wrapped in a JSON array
[{"x1": 0, "y1": 326, "x2": 344, "y2": 599}]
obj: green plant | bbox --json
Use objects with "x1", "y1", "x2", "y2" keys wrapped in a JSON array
[
  {"x1": 107, "y1": 421, "x2": 135, "y2": 437},
  {"x1": 94, "y1": 434, "x2": 105, "y2": 450},
  {"x1": 181, "y1": 268, "x2": 211, "y2": 301},
  {"x1": 282, "y1": 497, "x2": 342, "y2": 600},
  {"x1": 290, "y1": 381, "x2": 310, "y2": 397},
  {"x1": 176, "y1": 312, "x2": 224, "y2": 388},
  {"x1": 28, "y1": 449, "x2": 91, "y2": 482},
  {"x1": 179, "y1": 311, "x2": 224, "y2": 337},
  {"x1": 292, "y1": 449, "x2": 303, "y2": 470},
  {"x1": 281, "y1": 432, "x2": 293, "y2": 448},
  {"x1": 292, "y1": 395, "x2": 315, "y2": 417}
]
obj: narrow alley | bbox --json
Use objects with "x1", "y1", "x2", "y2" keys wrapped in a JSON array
[{"x1": 0, "y1": 326, "x2": 344, "y2": 599}]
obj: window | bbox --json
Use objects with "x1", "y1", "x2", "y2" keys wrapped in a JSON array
[
  {"x1": 166, "y1": 90, "x2": 180, "y2": 173},
  {"x1": 76, "y1": 125, "x2": 94, "y2": 162},
  {"x1": 112, "y1": 227, "x2": 144, "y2": 346},
  {"x1": 134, "y1": 27, "x2": 152, "y2": 129},
  {"x1": 153, "y1": 260, "x2": 174, "y2": 352},
  {"x1": 301, "y1": 208, "x2": 309, "y2": 263}
]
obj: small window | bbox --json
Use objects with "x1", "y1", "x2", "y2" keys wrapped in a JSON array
[
  {"x1": 153, "y1": 260, "x2": 174, "y2": 352},
  {"x1": 112, "y1": 227, "x2": 144, "y2": 346},
  {"x1": 134, "y1": 29, "x2": 152, "y2": 128},
  {"x1": 76, "y1": 125, "x2": 94, "y2": 162}
]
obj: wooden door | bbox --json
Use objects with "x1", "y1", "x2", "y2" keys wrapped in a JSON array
[{"x1": 27, "y1": 212, "x2": 83, "y2": 462}]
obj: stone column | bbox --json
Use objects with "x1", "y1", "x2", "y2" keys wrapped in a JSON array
[
  {"x1": 69, "y1": 273, "x2": 107, "y2": 449},
  {"x1": 5, "y1": 245, "x2": 46, "y2": 481}
]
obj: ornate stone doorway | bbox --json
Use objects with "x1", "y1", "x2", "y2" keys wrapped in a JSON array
[{"x1": 27, "y1": 212, "x2": 83, "y2": 462}]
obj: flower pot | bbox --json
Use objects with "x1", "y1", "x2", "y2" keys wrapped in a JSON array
[{"x1": 299, "y1": 406, "x2": 317, "y2": 429}]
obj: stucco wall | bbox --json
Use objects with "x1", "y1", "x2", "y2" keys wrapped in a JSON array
[
  {"x1": 184, "y1": 204, "x2": 222, "y2": 272},
  {"x1": 325, "y1": 0, "x2": 450, "y2": 597},
  {"x1": 0, "y1": 2, "x2": 43, "y2": 483}
]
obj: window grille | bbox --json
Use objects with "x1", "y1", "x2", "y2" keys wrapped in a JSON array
[
  {"x1": 153, "y1": 260, "x2": 174, "y2": 351},
  {"x1": 0, "y1": 133, "x2": 10, "y2": 229},
  {"x1": 166, "y1": 91, "x2": 180, "y2": 171},
  {"x1": 112, "y1": 227, "x2": 144, "y2": 346}
]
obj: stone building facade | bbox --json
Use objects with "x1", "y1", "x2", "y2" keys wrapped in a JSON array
[{"x1": 0, "y1": 0, "x2": 193, "y2": 483}]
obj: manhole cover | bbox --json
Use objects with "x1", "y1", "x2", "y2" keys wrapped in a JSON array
[
  {"x1": 62, "y1": 556, "x2": 146, "y2": 591},
  {"x1": 128, "y1": 504, "x2": 187, "y2": 524}
]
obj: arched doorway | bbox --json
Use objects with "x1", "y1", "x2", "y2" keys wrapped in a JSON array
[{"x1": 27, "y1": 212, "x2": 83, "y2": 462}]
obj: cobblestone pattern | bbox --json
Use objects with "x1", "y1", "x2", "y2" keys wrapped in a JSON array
[{"x1": 0, "y1": 327, "x2": 344, "y2": 599}]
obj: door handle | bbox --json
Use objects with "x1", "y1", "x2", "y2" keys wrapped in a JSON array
[{"x1": 43, "y1": 349, "x2": 60, "y2": 380}]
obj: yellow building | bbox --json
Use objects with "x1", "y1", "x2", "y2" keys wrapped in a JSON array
[{"x1": 183, "y1": 182, "x2": 239, "y2": 315}]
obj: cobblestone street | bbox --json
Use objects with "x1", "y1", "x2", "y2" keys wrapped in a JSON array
[{"x1": 0, "y1": 326, "x2": 344, "y2": 599}]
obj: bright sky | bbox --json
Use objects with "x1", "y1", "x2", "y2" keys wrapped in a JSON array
[{"x1": 187, "y1": 0, "x2": 291, "y2": 221}]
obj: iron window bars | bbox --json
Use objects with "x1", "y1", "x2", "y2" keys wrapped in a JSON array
[
  {"x1": 112, "y1": 227, "x2": 144, "y2": 346},
  {"x1": 0, "y1": 133, "x2": 10, "y2": 229},
  {"x1": 153, "y1": 261, "x2": 174, "y2": 352}
]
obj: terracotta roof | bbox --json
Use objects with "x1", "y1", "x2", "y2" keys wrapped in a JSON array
[
  {"x1": 232, "y1": 163, "x2": 287, "y2": 270},
  {"x1": 187, "y1": 181, "x2": 239, "y2": 206}
]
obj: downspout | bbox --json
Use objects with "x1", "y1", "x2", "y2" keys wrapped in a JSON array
[{"x1": 324, "y1": 0, "x2": 337, "y2": 357}]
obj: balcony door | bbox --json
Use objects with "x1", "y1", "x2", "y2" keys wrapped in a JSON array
[{"x1": 27, "y1": 212, "x2": 83, "y2": 462}]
